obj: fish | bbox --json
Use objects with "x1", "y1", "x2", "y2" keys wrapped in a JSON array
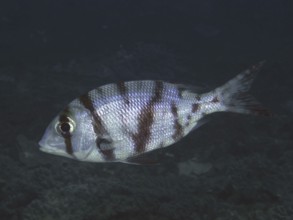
[{"x1": 38, "y1": 61, "x2": 270, "y2": 163}]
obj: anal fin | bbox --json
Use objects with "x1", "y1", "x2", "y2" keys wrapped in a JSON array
[{"x1": 125, "y1": 154, "x2": 160, "y2": 165}]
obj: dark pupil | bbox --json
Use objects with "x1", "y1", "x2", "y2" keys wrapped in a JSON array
[{"x1": 60, "y1": 122, "x2": 71, "y2": 133}]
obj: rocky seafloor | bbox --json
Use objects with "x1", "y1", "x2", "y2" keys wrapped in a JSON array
[{"x1": 1, "y1": 42, "x2": 293, "y2": 220}]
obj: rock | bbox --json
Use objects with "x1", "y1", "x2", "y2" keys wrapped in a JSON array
[{"x1": 178, "y1": 158, "x2": 212, "y2": 176}]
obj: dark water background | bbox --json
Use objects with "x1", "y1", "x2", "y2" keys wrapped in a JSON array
[{"x1": 1, "y1": 0, "x2": 293, "y2": 219}]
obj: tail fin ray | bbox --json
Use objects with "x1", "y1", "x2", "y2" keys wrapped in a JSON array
[{"x1": 217, "y1": 61, "x2": 271, "y2": 116}]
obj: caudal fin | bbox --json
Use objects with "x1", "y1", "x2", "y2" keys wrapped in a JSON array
[{"x1": 216, "y1": 61, "x2": 271, "y2": 116}]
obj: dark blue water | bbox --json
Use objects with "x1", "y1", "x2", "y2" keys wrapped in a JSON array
[{"x1": 1, "y1": 0, "x2": 293, "y2": 219}]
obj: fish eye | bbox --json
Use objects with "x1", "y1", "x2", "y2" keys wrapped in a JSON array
[
  {"x1": 60, "y1": 122, "x2": 71, "y2": 132},
  {"x1": 55, "y1": 117, "x2": 76, "y2": 135}
]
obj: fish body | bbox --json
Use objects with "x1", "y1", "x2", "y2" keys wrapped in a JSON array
[{"x1": 39, "y1": 62, "x2": 269, "y2": 163}]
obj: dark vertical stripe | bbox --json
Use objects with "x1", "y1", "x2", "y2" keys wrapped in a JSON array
[
  {"x1": 58, "y1": 109, "x2": 73, "y2": 156},
  {"x1": 187, "y1": 114, "x2": 192, "y2": 120},
  {"x1": 192, "y1": 103, "x2": 200, "y2": 113},
  {"x1": 79, "y1": 93, "x2": 106, "y2": 134},
  {"x1": 117, "y1": 81, "x2": 129, "y2": 105},
  {"x1": 171, "y1": 101, "x2": 183, "y2": 141},
  {"x1": 185, "y1": 114, "x2": 192, "y2": 127},
  {"x1": 152, "y1": 81, "x2": 164, "y2": 103},
  {"x1": 79, "y1": 93, "x2": 115, "y2": 160},
  {"x1": 132, "y1": 81, "x2": 164, "y2": 154},
  {"x1": 211, "y1": 96, "x2": 219, "y2": 103}
]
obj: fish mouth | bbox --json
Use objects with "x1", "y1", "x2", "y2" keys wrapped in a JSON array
[
  {"x1": 38, "y1": 138, "x2": 47, "y2": 150},
  {"x1": 38, "y1": 132, "x2": 65, "y2": 149},
  {"x1": 38, "y1": 138, "x2": 61, "y2": 152},
  {"x1": 38, "y1": 140, "x2": 61, "y2": 154},
  {"x1": 38, "y1": 138, "x2": 74, "y2": 159}
]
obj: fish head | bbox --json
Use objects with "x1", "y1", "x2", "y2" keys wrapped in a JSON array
[{"x1": 38, "y1": 102, "x2": 103, "y2": 161}]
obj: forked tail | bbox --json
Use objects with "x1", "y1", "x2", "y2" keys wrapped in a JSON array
[{"x1": 215, "y1": 61, "x2": 271, "y2": 116}]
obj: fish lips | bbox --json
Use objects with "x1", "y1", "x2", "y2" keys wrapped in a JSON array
[{"x1": 38, "y1": 135, "x2": 74, "y2": 159}]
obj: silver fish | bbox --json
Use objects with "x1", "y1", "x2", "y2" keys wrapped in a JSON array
[{"x1": 39, "y1": 61, "x2": 270, "y2": 163}]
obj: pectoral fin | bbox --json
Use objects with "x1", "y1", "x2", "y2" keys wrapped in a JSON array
[{"x1": 97, "y1": 138, "x2": 116, "y2": 161}]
